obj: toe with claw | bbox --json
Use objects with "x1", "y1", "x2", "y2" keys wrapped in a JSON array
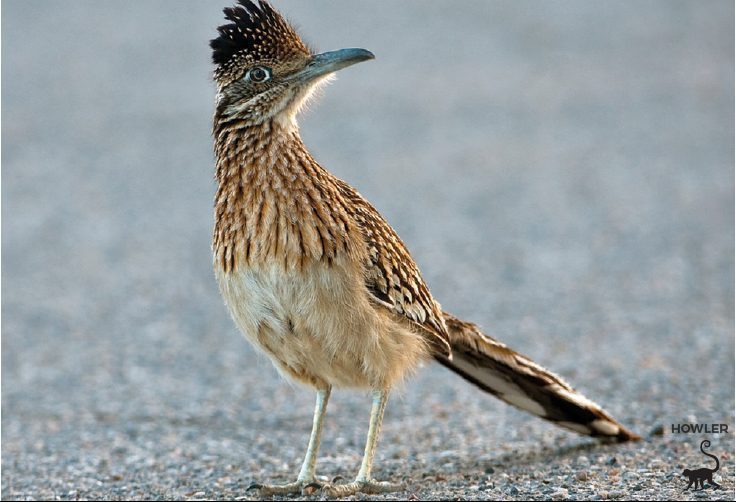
[
  {"x1": 321, "y1": 479, "x2": 405, "y2": 497},
  {"x1": 248, "y1": 480, "x2": 315, "y2": 496}
]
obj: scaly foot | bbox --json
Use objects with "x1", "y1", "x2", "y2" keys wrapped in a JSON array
[
  {"x1": 247, "y1": 479, "x2": 318, "y2": 496},
  {"x1": 315, "y1": 479, "x2": 404, "y2": 498}
]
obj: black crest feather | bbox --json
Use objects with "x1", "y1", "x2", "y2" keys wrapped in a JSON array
[{"x1": 211, "y1": 0, "x2": 308, "y2": 79}]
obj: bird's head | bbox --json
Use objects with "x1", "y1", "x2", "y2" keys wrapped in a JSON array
[{"x1": 211, "y1": 0, "x2": 374, "y2": 128}]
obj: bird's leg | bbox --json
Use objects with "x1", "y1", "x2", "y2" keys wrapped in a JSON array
[
  {"x1": 296, "y1": 385, "x2": 331, "y2": 483},
  {"x1": 321, "y1": 389, "x2": 404, "y2": 497},
  {"x1": 249, "y1": 386, "x2": 331, "y2": 496}
]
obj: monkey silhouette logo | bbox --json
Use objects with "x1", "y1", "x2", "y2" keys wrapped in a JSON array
[{"x1": 682, "y1": 440, "x2": 721, "y2": 490}]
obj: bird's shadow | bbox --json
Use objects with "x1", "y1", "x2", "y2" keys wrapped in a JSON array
[{"x1": 483, "y1": 438, "x2": 632, "y2": 470}]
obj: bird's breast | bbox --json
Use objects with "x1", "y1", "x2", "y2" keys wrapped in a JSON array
[
  {"x1": 215, "y1": 257, "x2": 429, "y2": 389},
  {"x1": 213, "y1": 168, "x2": 358, "y2": 273}
]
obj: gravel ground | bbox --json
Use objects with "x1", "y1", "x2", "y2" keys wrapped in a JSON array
[{"x1": 2, "y1": 1, "x2": 734, "y2": 500}]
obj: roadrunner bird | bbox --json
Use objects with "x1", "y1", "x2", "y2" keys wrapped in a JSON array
[{"x1": 211, "y1": 1, "x2": 639, "y2": 497}]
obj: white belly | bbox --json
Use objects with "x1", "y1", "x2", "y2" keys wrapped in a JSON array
[{"x1": 215, "y1": 261, "x2": 428, "y2": 389}]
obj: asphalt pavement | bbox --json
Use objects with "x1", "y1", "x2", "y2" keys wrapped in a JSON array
[{"x1": 2, "y1": 1, "x2": 734, "y2": 500}]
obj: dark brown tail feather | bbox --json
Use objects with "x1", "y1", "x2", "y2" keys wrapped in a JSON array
[{"x1": 436, "y1": 313, "x2": 640, "y2": 442}]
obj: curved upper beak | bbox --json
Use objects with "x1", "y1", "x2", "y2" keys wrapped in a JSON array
[{"x1": 293, "y1": 48, "x2": 375, "y2": 84}]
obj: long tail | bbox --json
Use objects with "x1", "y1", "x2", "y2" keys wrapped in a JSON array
[
  {"x1": 435, "y1": 312, "x2": 640, "y2": 442},
  {"x1": 700, "y1": 440, "x2": 719, "y2": 472}
]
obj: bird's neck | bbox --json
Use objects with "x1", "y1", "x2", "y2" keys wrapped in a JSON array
[
  {"x1": 212, "y1": 117, "x2": 352, "y2": 272},
  {"x1": 213, "y1": 117, "x2": 308, "y2": 183}
]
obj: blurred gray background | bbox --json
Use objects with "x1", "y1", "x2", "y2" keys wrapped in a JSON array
[{"x1": 3, "y1": 1, "x2": 733, "y2": 500}]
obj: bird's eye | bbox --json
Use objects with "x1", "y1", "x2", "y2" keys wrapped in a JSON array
[{"x1": 246, "y1": 66, "x2": 271, "y2": 83}]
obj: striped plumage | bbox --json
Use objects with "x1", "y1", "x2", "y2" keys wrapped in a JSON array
[
  {"x1": 332, "y1": 177, "x2": 452, "y2": 355},
  {"x1": 210, "y1": 0, "x2": 638, "y2": 496},
  {"x1": 439, "y1": 314, "x2": 638, "y2": 441}
]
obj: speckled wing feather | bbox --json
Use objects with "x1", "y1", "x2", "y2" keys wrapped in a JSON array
[
  {"x1": 437, "y1": 313, "x2": 640, "y2": 441},
  {"x1": 334, "y1": 179, "x2": 451, "y2": 356}
]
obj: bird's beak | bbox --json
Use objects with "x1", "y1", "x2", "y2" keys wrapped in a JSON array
[{"x1": 294, "y1": 48, "x2": 375, "y2": 84}]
